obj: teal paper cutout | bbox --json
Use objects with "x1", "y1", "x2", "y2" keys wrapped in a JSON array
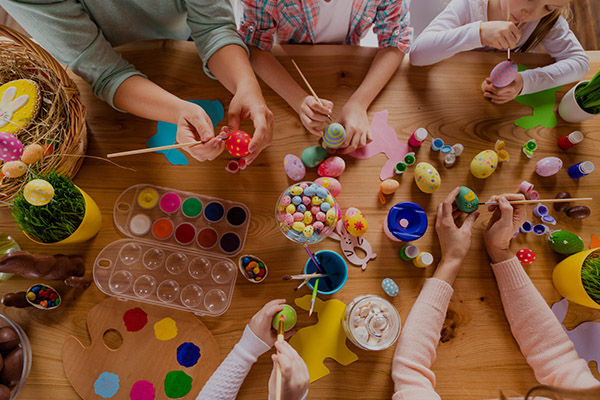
[
  {"x1": 514, "y1": 64, "x2": 562, "y2": 129},
  {"x1": 146, "y1": 100, "x2": 225, "y2": 165}
]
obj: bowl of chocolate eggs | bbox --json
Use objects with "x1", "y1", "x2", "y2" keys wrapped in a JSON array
[{"x1": 0, "y1": 314, "x2": 32, "y2": 399}]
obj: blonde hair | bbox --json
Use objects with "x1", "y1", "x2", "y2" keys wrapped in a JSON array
[
  {"x1": 516, "y1": 5, "x2": 572, "y2": 53},
  {"x1": 498, "y1": 384, "x2": 600, "y2": 400}
]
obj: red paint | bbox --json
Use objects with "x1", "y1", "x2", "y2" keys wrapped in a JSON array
[
  {"x1": 175, "y1": 223, "x2": 196, "y2": 245},
  {"x1": 123, "y1": 307, "x2": 148, "y2": 332},
  {"x1": 197, "y1": 227, "x2": 218, "y2": 249}
]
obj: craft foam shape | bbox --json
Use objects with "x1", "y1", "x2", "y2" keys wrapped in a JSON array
[
  {"x1": 147, "y1": 100, "x2": 225, "y2": 166},
  {"x1": 551, "y1": 298, "x2": 600, "y2": 374},
  {"x1": 328, "y1": 220, "x2": 376, "y2": 270},
  {"x1": 348, "y1": 110, "x2": 410, "y2": 180},
  {"x1": 514, "y1": 65, "x2": 561, "y2": 129},
  {"x1": 590, "y1": 235, "x2": 600, "y2": 249},
  {"x1": 62, "y1": 297, "x2": 219, "y2": 399},
  {"x1": 0, "y1": 79, "x2": 40, "y2": 134},
  {"x1": 290, "y1": 295, "x2": 358, "y2": 382}
]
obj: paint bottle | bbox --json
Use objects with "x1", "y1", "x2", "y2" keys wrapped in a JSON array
[
  {"x1": 430, "y1": 138, "x2": 444, "y2": 151},
  {"x1": 399, "y1": 244, "x2": 419, "y2": 261},
  {"x1": 413, "y1": 252, "x2": 433, "y2": 268},
  {"x1": 558, "y1": 131, "x2": 584, "y2": 150},
  {"x1": 408, "y1": 128, "x2": 428, "y2": 147},
  {"x1": 568, "y1": 161, "x2": 595, "y2": 179}
]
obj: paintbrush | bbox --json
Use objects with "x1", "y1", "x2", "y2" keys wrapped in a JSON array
[
  {"x1": 309, "y1": 278, "x2": 319, "y2": 317},
  {"x1": 484, "y1": 197, "x2": 592, "y2": 206},
  {"x1": 275, "y1": 314, "x2": 285, "y2": 400},
  {"x1": 282, "y1": 273, "x2": 328, "y2": 280},
  {"x1": 291, "y1": 59, "x2": 333, "y2": 122},
  {"x1": 107, "y1": 136, "x2": 229, "y2": 159},
  {"x1": 294, "y1": 278, "x2": 310, "y2": 291}
]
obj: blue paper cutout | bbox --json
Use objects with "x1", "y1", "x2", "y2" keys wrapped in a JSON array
[{"x1": 146, "y1": 100, "x2": 225, "y2": 165}]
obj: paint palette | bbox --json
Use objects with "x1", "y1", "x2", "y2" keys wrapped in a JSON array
[{"x1": 94, "y1": 239, "x2": 237, "y2": 316}]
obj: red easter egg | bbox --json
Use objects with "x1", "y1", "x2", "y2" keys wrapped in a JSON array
[{"x1": 226, "y1": 130, "x2": 251, "y2": 158}]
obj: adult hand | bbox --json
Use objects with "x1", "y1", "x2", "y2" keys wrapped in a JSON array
[
  {"x1": 228, "y1": 84, "x2": 274, "y2": 166},
  {"x1": 298, "y1": 95, "x2": 333, "y2": 136},
  {"x1": 337, "y1": 100, "x2": 372, "y2": 154},
  {"x1": 480, "y1": 21, "x2": 521, "y2": 49},
  {"x1": 176, "y1": 101, "x2": 225, "y2": 161},
  {"x1": 482, "y1": 73, "x2": 523, "y2": 104},
  {"x1": 248, "y1": 299, "x2": 286, "y2": 347},
  {"x1": 268, "y1": 341, "x2": 309, "y2": 400},
  {"x1": 483, "y1": 193, "x2": 527, "y2": 263}
]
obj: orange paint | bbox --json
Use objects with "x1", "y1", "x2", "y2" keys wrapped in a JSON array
[{"x1": 152, "y1": 218, "x2": 173, "y2": 240}]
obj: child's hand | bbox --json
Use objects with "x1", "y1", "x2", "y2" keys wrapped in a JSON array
[
  {"x1": 480, "y1": 21, "x2": 521, "y2": 49},
  {"x1": 299, "y1": 95, "x2": 333, "y2": 136},
  {"x1": 337, "y1": 100, "x2": 372, "y2": 154},
  {"x1": 484, "y1": 193, "x2": 527, "y2": 263},
  {"x1": 482, "y1": 73, "x2": 523, "y2": 104},
  {"x1": 268, "y1": 341, "x2": 309, "y2": 400},
  {"x1": 176, "y1": 102, "x2": 225, "y2": 161},
  {"x1": 248, "y1": 299, "x2": 286, "y2": 347}
]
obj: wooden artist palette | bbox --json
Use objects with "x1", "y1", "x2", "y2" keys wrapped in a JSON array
[{"x1": 62, "y1": 297, "x2": 219, "y2": 400}]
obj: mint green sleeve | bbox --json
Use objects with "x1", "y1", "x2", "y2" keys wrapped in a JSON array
[
  {"x1": 0, "y1": 0, "x2": 145, "y2": 111},
  {"x1": 184, "y1": 0, "x2": 248, "y2": 79}
]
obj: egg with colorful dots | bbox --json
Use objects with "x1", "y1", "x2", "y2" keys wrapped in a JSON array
[
  {"x1": 490, "y1": 60, "x2": 518, "y2": 88},
  {"x1": 470, "y1": 150, "x2": 498, "y2": 179},
  {"x1": 317, "y1": 156, "x2": 345, "y2": 177},
  {"x1": 414, "y1": 162, "x2": 441, "y2": 193},
  {"x1": 0, "y1": 132, "x2": 24, "y2": 162},
  {"x1": 272, "y1": 304, "x2": 297, "y2": 331},
  {"x1": 283, "y1": 154, "x2": 305, "y2": 181},
  {"x1": 225, "y1": 130, "x2": 251, "y2": 158},
  {"x1": 323, "y1": 123, "x2": 346, "y2": 148},
  {"x1": 344, "y1": 207, "x2": 368, "y2": 236},
  {"x1": 314, "y1": 177, "x2": 341, "y2": 197}
]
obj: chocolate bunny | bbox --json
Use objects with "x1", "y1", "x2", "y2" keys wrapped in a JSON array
[{"x1": 328, "y1": 220, "x2": 376, "y2": 270}]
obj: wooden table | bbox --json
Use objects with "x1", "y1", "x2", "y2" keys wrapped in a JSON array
[{"x1": 1, "y1": 42, "x2": 600, "y2": 399}]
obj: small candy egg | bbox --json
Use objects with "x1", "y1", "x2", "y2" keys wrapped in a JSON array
[
  {"x1": 284, "y1": 214, "x2": 294, "y2": 226},
  {"x1": 304, "y1": 185, "x2": 316, "y2": 197},
  {"x1": 225, "y1": 130, "x2": 251, "y2": 157},
  {"x1": 320, "y1": 202, "x2": 331, "y2": 212},
  {"x1": 292, "y1": 221, "x2": 306, "y2": 232},
  {"x1": 293, "y1": 212, "x2": 304, "y2": 221},
  {"x1": 318, "y1": 156, "x2": 346, "y2": 177},
  {"x1": 381, "y1": 278, "x2": 399, "y2": 297},
  {"x1": 323, "y1": 123, "x2": 346, "y2": 148},
  {"x1": 313, "y1": 221, "x2": 324, "y2": 231},
  {"x1": 285, "y1": 204, "x2": 296, "y2": 214},
  {"x1": 311, "y1": 195, "x2": 323, "y2": 206},
  {"x1": 455, "y1": 186, "x2": 479, "y2": 213},
  {"x1": 315, "y1": 186, "x2": 328, "y2": 199},
  {"x1": 414, "y1": 162, "x2": 441, "y2": 193},
  {"x1": 314, "y1": 177, "x2": 342, "y2": 197},
  {"x1": 344, "y1": 207, "x2": 368, "y2": 236},
  {"x1": 311, "y1": 206, "x2": 321, "y2": 215},
  {"x1": 535, "y1": 157, "x2": 563, "y2": 177},
  {"x1": 299, "y1": 182, "x2": 308, "y2": 189},
  {"x1": 301, "y1": 146, "x2": 327, "y2": 168},
  {"x1": 0, "y1": 132, "x2": 24, "y2": 162},
  {"x1": 316, "y1": 212, "x2": 326, "y2": 222},
  {"x1": 1, "y1": 160, "x2": 26, "y2": 177},
  {"x1": 280, "y1": 195, "x2": 291, "y2": 207},
  {"x1": 326, "y1": 208, "x2": 337, "y2": 225},
  {"x1": 20, "y1": 143, "x2": 43, "y2": 164},
  {"x1": 470, "y1": 150, "x2": 498, "y2": 179},
  {"x1": 490, "y1": 60, "x2": 518, "y2": 88},
  {"x1": 301, "y1": 196, "x2": 311, "y2": 206},
  {"x1": 326, "y1": 195, "x2": 334, "y2": 206},
  {"x1": 292, "y1": 196, "x2": 302, "y2": 205},
  {"x1": 303, "y1": 225, "x2": 314, "y2": 237},
  {"x1": 303, "y1": 211, "x2": 313, "y2": 224},
  {"x1": 283, "y1": 154, "x2": 305, "y2": 181},
  {"x1": 297, "y1": 204, "x2": 307, "y2": 213},
  {"x1": 290, "y1": 186, "x2": 303, "y2": 196}
]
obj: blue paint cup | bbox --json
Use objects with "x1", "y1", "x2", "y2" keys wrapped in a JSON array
[
  {"x1": 304, "y1": 250, "x2": 348, "y2": 294},
  {"x1": 431, "y1": 138, "x2": 444, "y2": 151}
]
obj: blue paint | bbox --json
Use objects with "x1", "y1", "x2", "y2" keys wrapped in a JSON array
[
  {"x1": 177, "y1": 342, "x2": 201, "y2": 368},
  {"x1": 146, "y1": 99, "x2": 225, "y2": 165},
  {"x1": 568, "y1": 161, "x2": 595, "y2": 179},
  {"x1": 94, "y1": 372, "x2": 120, "y2": 398},
  {"x1": 204, "y1": 202, "x2": 224, "y2": 222}
]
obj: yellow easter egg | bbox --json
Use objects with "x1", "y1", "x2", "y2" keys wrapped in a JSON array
[
  {"x1": 21, "y1": 143, "x2": 44, "y2": 164},
  {"x1": 414, "y1": 162, "x2": 441, "y2": 194},
  {"x1": 344, "y1": 207, "x2": 368, "y2": 236},
  {"x1": 1, "y1": 160, "x2": 26, "y2": 178},
  {"x1": 292, "y1": 221, "x2": 305, "y2": 232},
  {"x1": 23, "y1": 179, "x2": 54, "y2": 206},
  {"x1": 303, "y1": 211, "x2": 313, "y2": 225},
  {"x1": 470, "y1": 150, "x2": 498, "y2": 179},
  {"x1": 0, "y1": 79, "x2": 41, "y2": 134}
]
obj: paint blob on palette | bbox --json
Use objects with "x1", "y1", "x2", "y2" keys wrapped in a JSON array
[
  {"x1": 94, "y1": 239, "x2": 237, "y2": 316},
  {"x1": 114, "y1": 184, "x2": 251, "y2": 256}
]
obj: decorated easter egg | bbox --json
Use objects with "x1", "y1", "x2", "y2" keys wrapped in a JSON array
[
  {"x1": 0, "y1": 132, "x2": 23, "y2": 162},
  {"x1": 470, "y1": 150, "x2": 498, "y2": 179},
  {"x1": 381, "y1": 278, "x2": 399, "y2": 297},
  {"x1": 23, "y1": 179, "x2": 54, "y2": 206},
  {"x1": 1, "y1": 161, "x2": 26, "y2": 178},
  {"x1": 272, "y1": 304, "x2": 297, "y2": 332},
  {"x1": 318, "y1": 156, "x2": 345, "y2": 177},
  {"x1": 20, "y1": 143, "x2": 43, "y2": 164},
  {"x1": 0, "y1": 79, "x2": 41, "y2": 134},
  {"x1": 344, "y1": 207, "x2": 368, "y2": 236},
  {"x1": 225, "y1": 130, "x2": 251, "y2": 157},
  {"x1": 314, "y1": 177, "x2": 341, "y2": 197},
  {"x1": 535, "y1": 157, "x2": 563, "y2": 177},
  {"x1": 490, "y1": 60, "x2": 518, "y2": 88},
  {"x1": 414, "y1": 162, "x2": 441, "y2": 193},
  {"x1": 380, "y1": 179, "x2": 399, "y2": 195},
  {"x1": 323, "y1": 123, "x2": 346, "y2": 148},
  {"x1": 283, "y1": 154, "x2": 305, "y2": 181},
  {"x1": 301, "y1": 146, "x2": 327, "y2": 168},
  {"x1": 455, "y1": 186, "x2": 479, "y2": 213},
  {"x1": 548, "y1": 230, "x2": 584, "y2": 255}
]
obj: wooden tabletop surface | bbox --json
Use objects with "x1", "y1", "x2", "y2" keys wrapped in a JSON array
[{"x1": 1, "y1": 42, "x2": 600, "y2": 399}]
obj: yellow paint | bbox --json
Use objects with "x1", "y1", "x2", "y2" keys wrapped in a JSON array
[
  {"x1": 464, "y1": 191, "x2": 475, "y2": 202},
  {"x1": 154, "y1": 317, "x2": 178, "y2": 341}
]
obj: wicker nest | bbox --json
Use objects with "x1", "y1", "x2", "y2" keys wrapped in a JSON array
[{"x1": 0, "y1": 24, "x2": 86, "y2": 201}]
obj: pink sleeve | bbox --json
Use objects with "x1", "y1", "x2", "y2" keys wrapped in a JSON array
[
  {"x1": 391, "y1": 278, "x2": 453, "y2": 400},
  {"x1": 492, "y1": 257, "x2": 600, "y2": 389},
  {"x1": 373, "y1": 0, "x2": 413, "y2": 52},
  {"x1": 238, "y1": 0, "x2": 277, "y2": 51}
]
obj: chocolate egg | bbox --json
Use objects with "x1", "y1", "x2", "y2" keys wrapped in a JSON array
[
  {"x1": 0, "y1": 384, "x2": 10, "y2": 400},
  {"x1": 548, "y1": 230, "x2": 584, "y2": 255},
  {"x1": 414, "y1": 162, "x2": 441, "y2": 193},
  {"x1": 301, "y1": 146, "x2": 327, "y2": 168},
  {"x1": 470, "y1": 150, "x2": 498, "y2": 179},
  {"x1": 535, "y1": 157, "x2": 563, "y2": 177},
  {"x1": 0, "y1": 132, "x2": 24, "y2": 162},
  {"x1": 0, "y1": 327, "x2": 19, "y2": 353},
  {"x1": 1, "y1": 160, "x2": 26, "y2": 178},
  {"x1": 314, "y1": 177, "x2": 341, "y2": 197},
  {"x1": 490, "y1": 60, "x2": 518, "y2": 88},
  {"x1": 20, "y1": 143, "x2": 43, "y2": 164},
  {"x1": 225, "y1": 130, "x2": 251, "y2": 158},
  {"x1": 554, "y1": 192, "x2": 571, "y2": 211},
  {"x1": 344, "y1": 207, "x2": 368, "y2": 236},
  {"x1": 0, "y1": 346, "x2": 23, "y2": 386},
  {"x1": 455, "y1": 186, "x2": 479, "y2": 213},
  {"x1": 318, "y1": 156, "x2": 345, "y2": 177},
  {"x1": 283, "y1": 154, "x2": 305, "y2": 181},
  {"x1": 566, "y1": 205, "x2": 590, "y2": 219}
]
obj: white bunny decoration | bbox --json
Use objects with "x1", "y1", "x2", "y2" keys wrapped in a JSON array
[{"x1": 329, "y1": 220, "x2": 376, "y2": 270}]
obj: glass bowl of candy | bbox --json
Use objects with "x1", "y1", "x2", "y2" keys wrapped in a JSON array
[
  {"x1": 0, "y1": 313, "x2": 32, "y2": 399},
  {"x1": 342, "y1": 295, "x2": 401, "y2": 351},
  {"x1": 275, "y1": 181, "x2": 340, "y2": 244}
]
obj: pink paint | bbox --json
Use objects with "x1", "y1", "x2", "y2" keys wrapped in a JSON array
[
  {"x1": 159, "y1": 192, "x2": 181, "y2": 213},
  {"x1": 174, "y1": 223, "x2": 196, "y2": 245},
  {"x1": 129, "y1": 380, "x2": 156, "y2": 400},
  {"x1": 408, "y1": 128, "x2": 428, "y2": 147}
]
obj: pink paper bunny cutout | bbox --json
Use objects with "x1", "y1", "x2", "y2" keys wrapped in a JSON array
[
  {"x1": 0, "y1": 86, "x2": 29, "y2": 129},
  {"x1": 329, "y1": 220, "x2": 376, "y2": 270}
]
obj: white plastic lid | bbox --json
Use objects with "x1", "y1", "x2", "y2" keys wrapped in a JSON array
[
  {"x1": 452, "y1": 143, "x2": 464, "y2": 156},
  {"x1": 405, "y1": 245, "x2": 420, "y2": 258},
  {"x1": 568, "y1": 131, "x2": 584, "y2": 144},
  {"x1": 418, "y1": 252, "x2": 433, "y2": 266},
  {"x1": 580, "y1": 161, "x2": 595, "y2": 174},
  {"x1": 414, "y1": 128, "x2": 428, "y2": 141}
]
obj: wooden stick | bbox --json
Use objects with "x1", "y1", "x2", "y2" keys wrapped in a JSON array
[
  {"x1": 275, "y1": 315, "x2": 285, "y2": 400},
  {"x1": 282, "y1": 273, "x2": 328, "y2": 280},
  {"x1": 291, "y1": 59, "x2": 332, "y2": 121},
  {"x1": 107, "y1": 136, "x2": 228, "y2": 159},
  {"x1": 507, "y1": 0, "x2": 511, "y2": 60},
  {"x1": 483, "y1": 197, "x2": 592, "y2": 206}
]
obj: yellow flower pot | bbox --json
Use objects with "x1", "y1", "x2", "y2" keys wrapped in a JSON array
[
  {"x1": 25, "y1": 186, "x2": 102, "y2": 245},
  {"x1": 552, "y1": 248, "x2": 600, "y2": 309}
]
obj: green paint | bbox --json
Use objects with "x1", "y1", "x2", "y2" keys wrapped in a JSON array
[
  {"x1": 182, "y1": 198, "x2": 202, "y2": 218},
  {"x1": 514, "y1": 64, "x2": 562, "y2": 129},
  {"x1": 164, "y1": 371, "x2": 193, "y2": 398}
]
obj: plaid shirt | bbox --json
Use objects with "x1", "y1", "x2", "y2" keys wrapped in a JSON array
[{"x1": 239, "y1": 0, "x2": 412, "y2": 53}]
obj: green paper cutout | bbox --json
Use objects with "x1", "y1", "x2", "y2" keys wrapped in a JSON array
[{"x1": 514, "y1": 64, "x2": 562, "y2": 129}]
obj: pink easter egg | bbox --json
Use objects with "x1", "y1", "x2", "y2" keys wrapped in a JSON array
[
  {"x1": 293, "y1": 212, "x2": 304, "y2": 221},
  {"x1": 535, "y1": 157, "x2": 563, "y2": 177},
  {"x1": 490, "y1": 60, "x2": 518, "y2": 88},
  {"x1": 316, "y1": 212, "x2": 326, "y2": 222},
  {"x1": 0, "y1": 132, "x2": 24, "y2": 162},
  {"x1": 283, "y1": 154, "x2": 305, "y2": 181},
  {"x1": 313, "y1": 221, "x2": 324, "y2": 232},
  {"x1": 314, "y1": 177, "x2": 342, "y2": 197},
  {"x1": 317, "y1": 156, "x2": 346, "y2": 178},
  {"x1": 226, "y1": 130, "x2": 251, "y2": 158},
  {"x1": 280, "y1": 195, "x2": 291, "y2": 207},
  {"x1": 302, "y1": 196, "x2": 311, "y2": 206},
  {"x1": 284, "y1": 214, "x2": 294, "y2": 226}
]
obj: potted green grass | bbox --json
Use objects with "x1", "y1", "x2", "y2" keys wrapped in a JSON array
[
  {"x1": 10, "y1": 170, "x2": 102, "y2": 244},
  {"x1": 559, "y1": 69, "x2": 600, "y2": 122},
  {"x1": 553, "y1": 248, "x2": 600, "y2": 309}
]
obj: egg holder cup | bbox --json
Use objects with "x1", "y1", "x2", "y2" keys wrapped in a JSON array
[{"x1": 94, "y1": 184, "x2": 251, "y2": 316}]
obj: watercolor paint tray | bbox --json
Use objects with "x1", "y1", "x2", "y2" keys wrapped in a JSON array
[
  {"x1": 94, "y1": 239, "x2": 237, "y2": 316},
  {"x1": 113, "y1": 184, "x2": 251, "y2": 257}
]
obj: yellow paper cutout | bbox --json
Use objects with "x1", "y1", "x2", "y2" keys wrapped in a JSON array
[
  {"x1": 0, "y1": 79, "x2": 40, "y2": 134},
  {"x1": 154, "y1": 317, "x2": 178, "y2": 341},
  {"x1": 289, "y1": 295, "x2": 358, "y2": 383}
]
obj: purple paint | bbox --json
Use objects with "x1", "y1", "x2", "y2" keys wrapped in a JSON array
[
  {"x1": 129, "y1": 380, "x2": 156, "y2": 400},
  {"x1": 160, "y1": 193, "x2": 181, "y2": 213},
  {"x1": 176, "y1": 342, "x2": 201, "y2": 367}
]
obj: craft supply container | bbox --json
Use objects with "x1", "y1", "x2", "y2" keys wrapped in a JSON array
[{"x1": 343, "y1": 295, "x2": 401, "y2": 351}]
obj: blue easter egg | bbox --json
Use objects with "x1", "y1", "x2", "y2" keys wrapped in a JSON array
[{"x1": 382, "y1": 278, "x2": 399, "y2": 297}]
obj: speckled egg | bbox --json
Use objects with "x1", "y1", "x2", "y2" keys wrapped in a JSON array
[
  {"x1": 344, "y1": 207, "x2": 368, "y2": 236},
  {"x1": 318, "y1": 156, "x2": 345, "y2": 177},
  {"x1": 301, "y1": 146, "x2": 327, "y2": 168},
  {"x1": 490, "y1": 60, "x2": 518, "y2": 88},
  {"x1": 535, "y1": 157, "x2": 563, "y2": 177},
  {"x1": 414, "y1": 162, "x2": 441, "y2": 193},
  {"x1": 225, "y1": 130, "x2": 251, "y2": 157},
  {"x1": 0, "y1": 132, "x2": 23, "y2": 162},
  {"x1": 283, "y1": 154, "x2": 305, "y2": 181},
  {"x1": 470, "y1": 150, "x2": 498, "y2": 179},
  {"x1": 20, "y1": 143, "x2": 43, "y2": 164},
  {"x1": 314, "y1": 177, "x2": 341, "y2": 197},
  {"x1": 1, "y1": 160, "x2": 26, "y2": 178}
]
